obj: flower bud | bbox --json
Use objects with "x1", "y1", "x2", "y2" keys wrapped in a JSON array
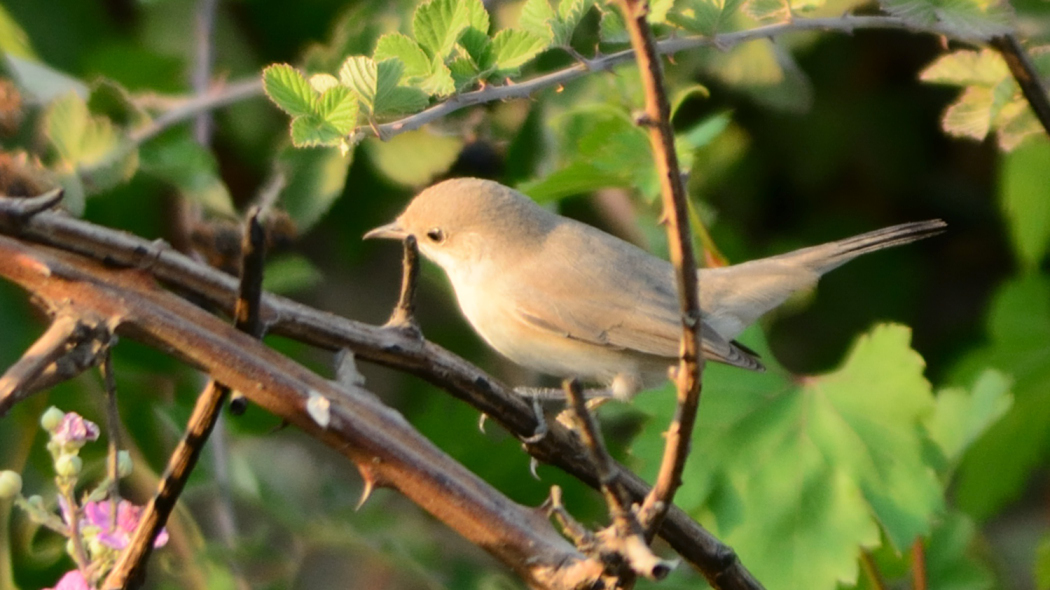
[
  {"x1": 40, "y1": 406, "x2": 65, "y2": 432},
  {"x1": 116, "y1": 450, "x2": 133, "y2": 478},
  {"x1": 27, "y1": 495, "x2": 45, "y2": 511},
  {"x1": 0, "y1": 471, "x2": 22, "y2": 499},
  {"x1": 55, "y1": 455, "x2": 82, "y2": 478}
]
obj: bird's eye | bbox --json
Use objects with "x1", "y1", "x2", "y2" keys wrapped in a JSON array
[{"x1": 425, "y1": 228, "x2": 445, "y2": 243}]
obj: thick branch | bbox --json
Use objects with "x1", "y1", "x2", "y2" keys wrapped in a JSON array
[
  {"x1": 0, "y1": 236, "x2": 606, "y2": 590},
  {"x1": 0, "y1": 204, "x2": 763, "y2": 589},
  {"x1": 616, "y1": 0, "x2": 704, "y2": 539}
]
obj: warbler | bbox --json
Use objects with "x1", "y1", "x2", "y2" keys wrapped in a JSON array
[{"x1": 366, "y1": 178, "x2": 944, "y2": 399}]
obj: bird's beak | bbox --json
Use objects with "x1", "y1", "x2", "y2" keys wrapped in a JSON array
[{"x1": 363, "y1": 221, "x2": 408, "y2": 240}]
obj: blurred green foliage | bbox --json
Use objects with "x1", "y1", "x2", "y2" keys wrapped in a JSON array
[{"x1": 1, "y1": 0, "x2": 1049, "y2": 588}]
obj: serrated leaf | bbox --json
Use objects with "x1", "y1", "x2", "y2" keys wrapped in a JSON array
[
  {"x1": 140, "y1": 132, "x2": 235, "y2": 216},
  {"x1": 520, "y1": 0, "x2": 558, "y2": 42},
  {"x1": 413, "y1": 0, "x2": 489, "y2": 60},
  {"x1": 674, "y1": 0, "x2": 747, "y2": 34},
  {"x1": 339, "y1": 56, "x2": 428, "y2": 117},
  {"x1": 941, "y1": 85, "x2": 997, "y2": 140},
  {"x1": 448, "y1": 56, "x2": 481, "y2": 92},
  {"x1": 316, "y1": 86, "x2": 358, "y2": 135},
  {"x1": 290, "y1": 114, "x2": 343, "y2": 147},
  {"x1": 459, "y1": 27, "x2": 493, "y2": 70},
  {"x1": 44, "y1": 91, "x2": 137, "y2": 196},
  {"x1": 555, "y1": 0, "x2": 592, "y2": 44},
  {"x1": 364, "y1": 129, "x2": 463, "y2": 186},
  {"x1": 276, "y1": 145, "x2": 350, "y2": 231},
  {"x1": 490, "y1": 29, "x2": 547, "y2": 74},
  {"x1": 419, "y1": 60, "x2": 456, "y2": 96},
  {"x1": 599, "y1": 9, "x2": 629, "y2": 43},
  {"x1": 920, "y1": 49, "x2": 1008, "y2": 86},
  {"x1": 879, "y1": 0, "x2": 1012, "y2": 40},
  {"x1": 926, "y1": 370, "x2": 1012, "y2": 468},
  {"x1": 374, "y1": 33, "x2": 431, "y2": 78},
  {"x1": 263, "y1": 64, "x2": 316, "y2": 118},
  {"x1": 999, "y1": 138, "x2": 1050, "y2": 268},
  {"x1": 309, "y1": 73, "x2": 340, "y2": 93},
  {"x1": 632, "y1": 324, "x2": 943, "y2": 589},
  {"x1": 950, "y1": 276, "x2": 1050, "y2": 520}
]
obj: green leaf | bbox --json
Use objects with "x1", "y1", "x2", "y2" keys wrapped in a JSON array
[
  {"x1": 419, "y1": 60, "x2": 456, "y2": 97},
  {"x1": 44, "y1": 91, "x2": 137, "y2": 196},
  {"x1": 919, "y1": 49, "x2": 1008, "y2": 86},
  {"x1": 878, "y1": 0, "x2": 1012, "y2": 40},
  {"x1": 262, "y1": 254, "x2": 324, "y2": 294},
  {"x1": 520, "y1": 0, "x2": 558, "y2": 42},
  {"x1": 413, "y1": 0, "x2": 490, "y2": 60},
  {"x1": 633, "y1": 324, "x2": 943, "y2": 590},
  {"x1": 5, "y1": 54, "x2": 88, "y2": 102},
  {"x1": 276, "y1": 145, "x2": 350, "y2": 231},
  {"x1": 926, "y1": 369, "x2": 1012, "y2": 469},
  {"x1": 308, "y1": 73, "x2": 341, "y2": 93},
  {"x1": 290, "y1": 114, "x2": 344, "y2": 147},
  {"x1": 999, "y1": 138, "x2": 1050, "y2": 269},
  {"x1": 339, "y1": 56, "x2": 428, "y2": 117},
  {"x1": 950, "y1": 276, "x2": 1050, "y2": 520},
  {"x1": 316, "y1": 86, "x2": 359, "y2": 135},
  {"x1": 0, "y1": 4, "x2": 35, "y2": 58},
  {"x1": 924, "y1": 512, "x2": 996, "y2": 590},
  {"x1": 672, "y1": 0, "x2": 746, "y2": 34},
  {"x1": 263, "y1": 64, "x2": 316, "y2": 118},
  {"x1": 374, "y1": 33, "x2": 431, "y2": 78},
  {"x1": 459, "y1": 27, "x2": 493, "y2": 70},
  {"x1": 489, "y1": 29, "x2": 547, "y2": 74},
  {"x1": 598, "y1": 8, "x2": 628, "y2": 43},
  {"x1": 364, "y1": 129, "x2": 463, "y2": 186},
  {"x1": 140, "y1": 132, "x2": 236, "y2": 216}
]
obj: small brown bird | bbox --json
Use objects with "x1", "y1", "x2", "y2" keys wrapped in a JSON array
[{"x1": 366, "y1": 178, "x2": 944, "y2": 399}]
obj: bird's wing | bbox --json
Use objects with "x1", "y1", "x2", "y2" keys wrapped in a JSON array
[{"x1": 510, "y1": 221, "x2": 763, "y2": 371}]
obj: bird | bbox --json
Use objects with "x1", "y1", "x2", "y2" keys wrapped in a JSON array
[{"x1": 365, "y1": 177, "x2": 945, "y2": 400}]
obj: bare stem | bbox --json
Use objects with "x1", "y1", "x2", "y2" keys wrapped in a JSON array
[
  {"x1": 912, "y1": 539, "x2": 927, "y2": 590},
  {"x1": 100, "y1": 351, "x2": 123, "y2": 522},
  {"x1": 615, "y1": 0, "x2": 704, "y2": 539},
  {"x1": 0, "y1": 316, "x2": 87, "y2": 415}
]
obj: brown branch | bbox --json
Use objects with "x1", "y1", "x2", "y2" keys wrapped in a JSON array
[
  {"x1": 615, "y1": 0, "x2": 705, "y2": 539},
  {"x1": 911, "y1": 539, "x2": 927, "y2": 590},
  {"x1": 0, "y1": 201, "x2": 763, "y2": 589},
  {"x1": 0, "y1": 235, "x2": 608, "y2": 590},
  {"x1": 562, "y1": 379, "x2": 671, "y2": 581},
  {"x1": 384, "y1": 234, "x2": 421, "y2": 337},
  {"x1": 106, "y1": 210, "x2": 268, "y2": 589},
  {"x1": 0, "y1": 315, "x2": 105, "y2": 416},
  {"x1": 990, "y1": 35, "x2": 1050, "y2": 141}
]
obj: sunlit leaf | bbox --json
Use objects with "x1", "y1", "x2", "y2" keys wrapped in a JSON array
[
  {"x1": 926, "y1": 369, "x2": 1012, "y2": 468},
  {"x1": 490, "y1": 29, "x2": 547, "y2": 74},
  {"x1": 633, "y1": 324, "x2": 943, "y2": 590},
  {"x1": 263, "y1": 64, "x2": 316, "y2": 118},
  {"x1": 374, "y1": 33, "x2": 431, "y2": 78},
  {"x1": 413, "y1": 0, "x2": 489, "y2": 59},
  {"x1": 879, "y1": 0, "x2": 1012, "y2": 40},
  {"x1": 364, "y1": 129, "x2": 463, "y2": 186}
]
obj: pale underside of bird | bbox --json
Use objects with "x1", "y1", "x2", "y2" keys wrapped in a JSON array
[{"x1": 366, "y1": 177, "x2": 945, "y2": 399}]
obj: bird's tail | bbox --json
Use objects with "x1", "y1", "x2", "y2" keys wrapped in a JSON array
[{"x1": 779, "y1": 219, "x2": 947, "y2": 274}]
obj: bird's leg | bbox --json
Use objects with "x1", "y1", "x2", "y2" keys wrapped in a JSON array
[
  {"x1": 520, "y1": 394, "x2": 548, "y2": 444},
  {"x1": 513, "y1": 386, "x2": 617, "y2": 400}
]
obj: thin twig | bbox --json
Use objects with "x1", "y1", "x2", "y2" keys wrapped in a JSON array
[
  {"x1": 0, "y1": 187, "x2": 63, "y2": 219},
  {"x1": 0, "y1": 198, "x2": 764, "y2": 589},
  {"x1": 364, "y1": 15, "x2": 975, "y2": 141},
  {"x1": 192, "y1": 0, "x2": 219, "y2": 146},
  {"x1": 615, "y1": 0, "x2": 704, "y2": 539},
  {"x1": 989, "y1": 34, "x2": 1050, "y2": 140},
  {"x1": 99, "y1": 351, "x2": 123, "y2": 521},
  {"x1": 562, "y1": 379, "x2": 671, "y2": 581},
  {"x1": 911, "y1": 539, "x2": 927, "y2": 590},
  {"x1": 384, "y1": 234, "x2": 421, "y2": 337},
  {"x1": 105, "y1": 211, "x2": 268, "y2": 589},
  {"x1": 129, "y1": 79, "x2": 263, "y2": 146},
  {"x1": 0, "y1": 316, "x2": 87, "y2": 416}
]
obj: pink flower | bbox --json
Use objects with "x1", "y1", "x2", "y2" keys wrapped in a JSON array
[
  {"x1": 51, "y1": 413, "x2": 100, "y2": 446},
  {"x1": 45, "y1": 570, "x2": 92, "y2": 590},
  {"x1": 83, "y1": 499, "x2": 168, "y2": 549}
]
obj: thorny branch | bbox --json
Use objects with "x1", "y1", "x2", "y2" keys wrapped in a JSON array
[
  {"x1": 0, "y1": 233, "x2": 611, "y2": 590},
  {"x1": 104, "y1": 210, "x2": 269, "y2": 589},
  {"x1": 616, "y1": 0, "x2": 704, "y2": 539},
  {"x1": 0, "y1": 198, "x2": 764, "y2": 589},
  {"x1": 562, "y1": 379, "x2": 671, "y2": 582}
]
